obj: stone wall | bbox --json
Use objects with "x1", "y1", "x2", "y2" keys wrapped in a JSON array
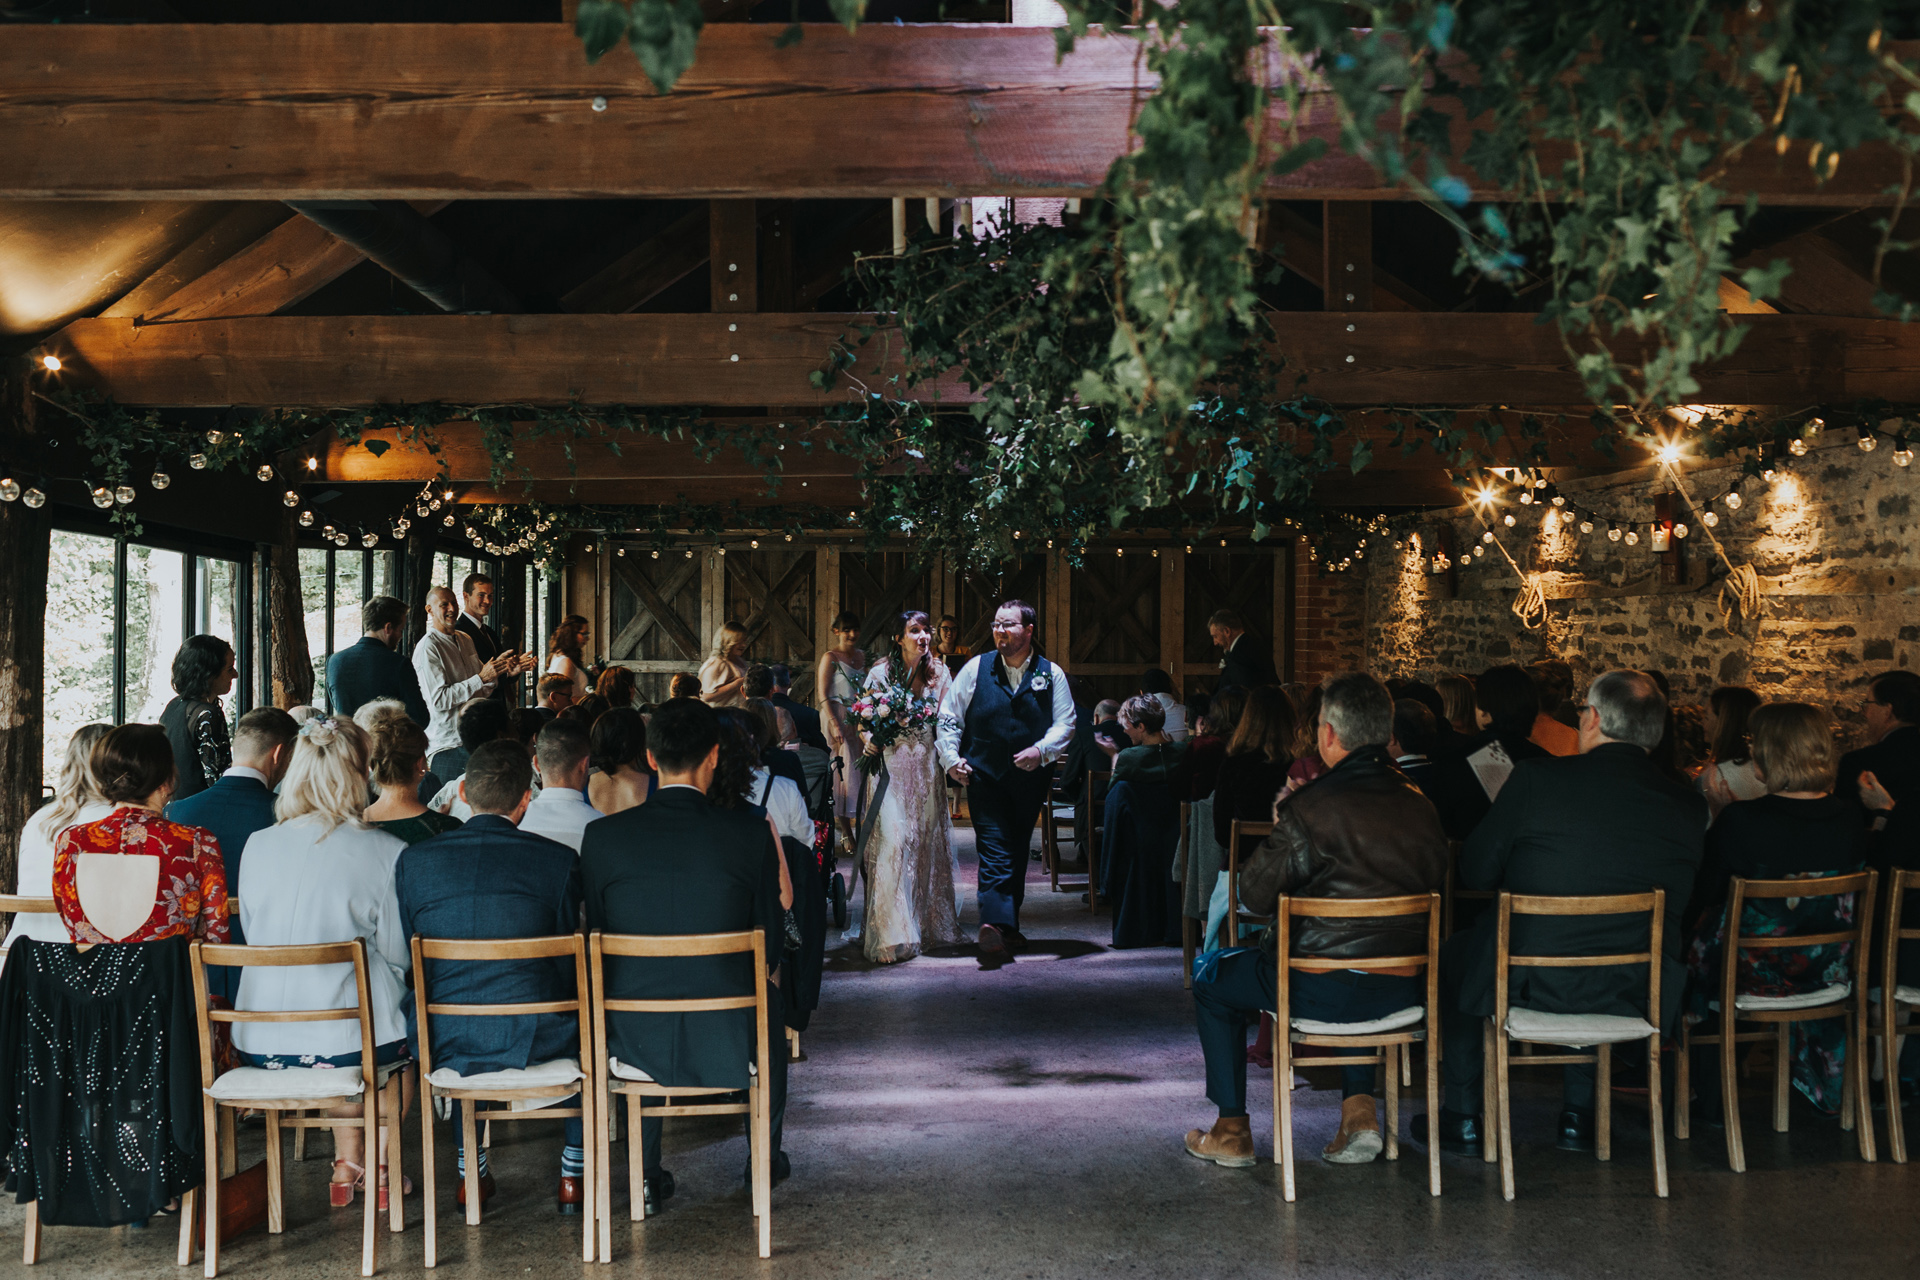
[{"x1": 1358, "y1": 431, "x2": 1920, "y2": 740}]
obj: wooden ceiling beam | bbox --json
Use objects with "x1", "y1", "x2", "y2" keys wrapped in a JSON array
[
  {"x1": 2, "y1": 25, "x2": 1907, "y2": 204},
  {"x1": 42, "y1": 311, "x2": 1920, "y2": 408}
]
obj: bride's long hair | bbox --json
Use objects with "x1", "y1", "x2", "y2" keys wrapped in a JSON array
[{"x1": 888, "y1": 610, "x2": 936, "y2": 695}]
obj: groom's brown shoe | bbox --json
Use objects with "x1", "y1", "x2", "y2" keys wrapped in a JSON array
[{"x1": 978, "y1": 924, "x2": 1007, "y2": 955}]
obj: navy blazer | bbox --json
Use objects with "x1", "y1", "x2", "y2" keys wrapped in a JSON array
[
  {"x1": 395, "y1": 814, "x2": 583, "y2": 1076},
  {"x1": 580, "y1": 787, "x2": 781, "y2": 1091},
  {"x1": 168, "y1": 772, "x2": 277, "y2": 1000},
  {"x1": 327, "y1": 635, "x2": 430, "y2": 727}
]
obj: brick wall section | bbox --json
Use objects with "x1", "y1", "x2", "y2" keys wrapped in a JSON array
[
  {"x1": 1291, "y1": 539, "x2": 1369, "y2": 684},
  {"x1": 1359, "y1": 433, "x2": 1920, "y2": 744}
]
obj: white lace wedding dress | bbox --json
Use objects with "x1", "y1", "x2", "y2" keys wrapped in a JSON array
[{"x1": 859, "y1": 658, "x2": 964, "y2": 963}]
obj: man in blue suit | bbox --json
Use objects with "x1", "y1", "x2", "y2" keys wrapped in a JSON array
[
  {"x1": 327, "y1": 594, "x2": 431, "y2": 726},
  {"x1": 167, "y1": 706, "x2": 297, "y2": 999},
  {"x1": 395, "y1": 740, "x2": 585, "y2": 1214}
]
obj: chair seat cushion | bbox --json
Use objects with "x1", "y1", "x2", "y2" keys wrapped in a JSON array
[
  {"x1": 1867, "y1": 985, "x2": 1920, "y2": 1006},
  {"x1": 608, "y1": 1057, "x2": 754, "y2": 1084},
  {"x1": 1734, "y1": 983, "x2": 1850, "y2": 1011},
  {"x1": 427, "y1": 1057, "x2": 582, "y2": 1092},
  {"x1": 1505, "y1": 1008, "x2": 1655, "y2": 1046},
  {"x1": 211, "y1": 1065, "x2": 366, "y2": 1102},
  {"x1": 1289, "y1": 1005, "x2": 1426, "y2": 1037}
]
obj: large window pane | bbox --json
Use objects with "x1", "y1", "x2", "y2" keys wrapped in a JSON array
[
  {"x1": 371, "y1": 550, "x2": 397, "y2": 600},
  {"x1": 199, "y1": 556, "x2": 243, "y2": 724},
  {"x1": 300, "y1": 548, "x2": 330, "y2": 708},
  {"x1": 435, "y1": 552, "x2": 456, "y2": 591},
  {"x1": 125, "y1": 545, "x2": 186, "y2": 725},
  {"x1": 43, "y1": 530, "x2": 118, "y2": 790},
  {"x1": 335, "y1": 550, "x2": 365, "y2": 653}
]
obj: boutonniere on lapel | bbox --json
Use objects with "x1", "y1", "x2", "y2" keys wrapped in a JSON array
[
  {"x1": 1217, "y1": 658, "x2": 1228, "y2": 671},
  {"x1": 1031, "y1": 674, "x2": 1050, "y2": 691}
]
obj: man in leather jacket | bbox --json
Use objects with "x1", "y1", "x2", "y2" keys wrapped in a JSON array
[{"x1": 1185, "y1": 672, "x2": 1447, "y2": 1170}]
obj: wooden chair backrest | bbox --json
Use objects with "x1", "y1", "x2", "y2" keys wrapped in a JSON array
[
  {"x1": 409, "y1": 933, "x2": 592, "y2": 1082},
  {"x1": 1087, "y1": 770, "x2": 1110, "y2": 826},
  {"x1": 1884, "y1": 868, "x2": 1920, "y2": 989},
  {"x1": 1721, "y1": 870, "x2": 1877, "y2": 1011},
  {"x1": 1494, "y1": 890, "x2": 1664, "y2": 1028},
  {"x1": 188, "y1": 938, "x2": 378, "y2": 1093},
  {"x1": 1275, "y1": 892, "x2": 1442, "y2": 1031},
  {"x1": 588, "y1": 929, "x2": 770, "y2": 1092},
  {"x1": 0, "y1": 895, "x2": 57, "y2": 914},
  {"x1": 1227, "y1": 820, "x2": 1274, "y2": 921}
]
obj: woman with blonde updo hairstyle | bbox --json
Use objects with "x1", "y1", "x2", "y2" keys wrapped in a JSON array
[{"x1": 233, "y1": 715, "x2": 417, "y2": 1209}]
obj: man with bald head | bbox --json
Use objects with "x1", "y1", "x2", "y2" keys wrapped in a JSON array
[{"x1": 413, "y1": 585, "x2": 524, "y2": 780}]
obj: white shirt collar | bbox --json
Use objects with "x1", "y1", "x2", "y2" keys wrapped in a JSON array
[
  {"x1": 1394, "y1": 754, "x2": 1429, "y2": 767},
  {"x1": 534, "y1": 785, "x2": 594, "y2": 807},
  {"x1": 223, "y1": 765, "x2": 271, "y2": 786},
  {"x1": 461, "y1": 610, "x2": 490, "y2": 630}
]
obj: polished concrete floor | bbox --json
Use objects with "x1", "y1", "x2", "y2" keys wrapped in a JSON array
[{"x1": 10, "y1": 828, "x2": 1919, "y2": 1277}]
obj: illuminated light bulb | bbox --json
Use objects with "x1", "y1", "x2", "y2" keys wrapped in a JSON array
[
  {"x1": 1703, "y1": 511, "x2": 1719, "y2": 528},
  {"x1": 651, "y1": 550, "x2": 660, "y2": 560},
  {"x1": 430, "y1": 498, "x2": 441, "y2": 511},
  {"x1": 1473, "y1": 544, "x2": 1485, "y2": 557},
  {"x1": 751, "y1": 539, "x2": 760, "y2": 549},
  {"x1": 442, "y1": 489, "x2": 454, "y2": 501},
  {"x1": 206, "y1": 430, "x2": 225, "y2": 446},
  {"x1": 1895, "y1": 439, "x2": 1914, "y2": 468},
  {"x1": 1519, "y1": 490, "x2": 1533, "y2": 505},
  {"x1": 1656, "y1": 443, "x2": 1682, "y2": 465},
  {"x1": 321, "y1": 525, "x2": 335, "y2": 538},
  {"x1": 282, "y1": 489, "x2": 300, "y2": 507},
  {"x1": 1789, "y1": 437, "x2": 1808, "y2": 457},
  {"x1": 114, "y1": 485, "x2": 135, "y2": 505},
  {"x1": 1724, "y1": 491, "x2": 1742, "y2": 510},
  {"x1": 1502, "y1": 513, "x2": 1516, "y2": 527},
  {"x1": 255, "y1": 464, "x2": 274, "y2": 483},
  {"x1": 1806, "y1": 416, "x2": 1824, "y2": 435},
  {"x1": 1761, "y1": 467, "x2": 1777, "y2": 483},
  {"x1": 1674, "y1": 523, "x2": 1689, "y2": 539},
  {"x1": 0, "y1": 478, "x2": 17, "y2": 503},
  {"x1": 1116, "y1": 547, "x2": 1124, "y2": 557},
  {"x1": 417, "y1": 504, "x2": 431, "y2": 517},
  {"x1": 685, "y1": 550, "x2": 693, "y2": 559},
  {"x1": 1579, "y1": 519, "x2": 1594, "y2": 535},
  {"x1": 150, "y1": 470, "x2": 171, "y2": 490},
  {"x1": 1860, "y1": 433, "x2": 1878, "y2": 452},
  {"x1": 1607, "y1": 525, "x2": 1622, "y2": 542},
  {"x1": 39, "y1": 354, "x2": 60, "y2": 372},
  {"x1": 718, "y1": 547, "x2": 727, "y2": 557},
  {"x1": 1474, "y1": 485, "x2": 1496, "y2": 507},
  {"x1": 362, "y1": 532, "x2": 379, "y2": 548},
  {"x1": 23, "y1": 487, "x2": 46, "y2": 509},
  {"x1": 91, "y1": 486, "x2": 113, "y2": 509},
  {"x1": 616, "y1": 547, "x2": 626, "y2": 557},
  {"x1": 391, "y1": 526, "x2": 407, "y2": 540},
  {"x1": 189, "y1": 453, "x2": 208, "y2": 470},
  {"x1": 1624, "y1": 530, "x2": 1640, "y2": 546},
  {"x1": 306, "y1": 456, "x2": 319, "y2": 471},
  {"x1": 442, "y1": 513, "x2": 455, "y2": 526},
  {"x1": 298, "y1": 510, "x2": 315, "y2": 527},
  {"x1": 1482, "y1": 531, "x2": 1494, "y2": 544}
]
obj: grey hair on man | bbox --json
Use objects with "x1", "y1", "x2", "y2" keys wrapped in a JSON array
[
  {"x1": 1585, "y1": 669, "x2": 1667, "y2": 751},
  {"x1": 1318, "y1": 672, "x2": 1395, "y2": 750}
]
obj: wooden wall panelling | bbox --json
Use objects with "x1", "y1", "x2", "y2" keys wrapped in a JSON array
[
  {"x1": 725, "y1": 546, "x2": 816, "y2": 702},
  {"x1": 1068, "y1": 552, "x2": 1160, "y2": 702},
  {"x1": 838, "y1": 551, "x2": 934, "y2": 655},
  {"x1": 606, "y1": 550, "x2": 706, "y2": 703},
  {"x1": 954, "y1": 555, "x2": 1048, "y2": 658},
  {"x1": 1160, "y1": 547, "x2": 1184, "y2": 694},
  {"x1": 1183, "y1": 550, "x2": 1278, "y2": 696}
]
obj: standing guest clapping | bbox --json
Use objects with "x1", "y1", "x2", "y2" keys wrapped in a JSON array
[
  {"x1": 161, "y1": 634, "x2": 238, "y2": 801},
  {"x1": 414, "y1": 586, "x2": 520, "y2": 783},
  {"x1": 233, "y1": 716, "x2": 414, "y2": 1210}
]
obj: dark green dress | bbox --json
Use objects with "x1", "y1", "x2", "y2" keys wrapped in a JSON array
[{"x1": 375, "y1": 812, "x2": 464, "y2": 845}]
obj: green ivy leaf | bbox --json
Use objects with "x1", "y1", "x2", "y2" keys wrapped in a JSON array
[{"x1": 575, "y1": 0, "x2": 632, "y2": 64}]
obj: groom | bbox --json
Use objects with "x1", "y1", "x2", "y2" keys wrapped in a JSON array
[{"x1": 938, "y1": 600, "x2": 1077, "y2": 955}]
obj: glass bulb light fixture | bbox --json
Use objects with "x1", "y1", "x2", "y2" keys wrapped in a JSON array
[
  {"x1": 1502, "y1": 512, "x2": 1517, "y2": 527},
  {"x1": 1519, "y1": 490, "x2": 1533, "y2": 505},
  {"x1": 1789, "y1": 437, "x2": 1808, "y2": 457},
  {"x1": 206, "y1": 430, "x2": 225, "y2": 446},
  {"x1": 1860, "y1": 430, "x2": 1878, "y2": 452},
  {"x1": 1807, "y1": 416, "x2": 1825, "y2": 436},
  {"x1": 189, "y1": 453, "x2": 208, "y2": 470},
  {"x1": 1674, "y1": 523, "x2": 1689, "y2": 539},
  {"x1": 1704, "y1": 510, "x2": 1719, "y2": 528},
  {"x1": 1473, "y1": 544, "x2": 1485, "y2": 557},
  {"x1": 150, "y1": 470, "x2": 170, "y2": 490},
  {"x1": 442, "y1": 513, "x2": 455, "y2": 526},
  {"x1": 1725, "y1": 491, "x2": 1742, "y2": 510},
  {"x1": 1625, "y1": 530, "x2": 1640, "y2": 546},
  {"x1": 282, "y1": 489, "x2": 300, "y2": 507},
  {"x1": 1895, "y1": 438, "x2": 1914, "y2": 468},
  {"x1": 1482, "y1": 531, "x2": 1494, "y2": 544},
  {"x1": 0, "y1": 477, "x2": 17, "y2": 503},
  {"x1": 22, "y1": 487, "x2": 45, "y2": 509},
  {"x1": 298, "y1": 510, "x2": 314, "y2": 527},
  {"x1": 114, "y1": 485, "x2": 135, "y2": 505},
  {"x1": 91, "y1": 486, "x2": 113, "y2": 509},
  {"x1": 1579, "y1": 519, "x2": 1594, "y2": 535},
  {"x1": 1607, "y1": 525, "x2": 1622, "y2": 542},
  {"x1": 362, "y1": 532, "x2": 379, "y2": 548},
  {"x1": 255, "y1": 464, "x2": 274, "y2": 482}
]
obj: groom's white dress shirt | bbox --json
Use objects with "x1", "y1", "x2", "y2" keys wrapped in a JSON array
[{"x1": 936, "y1": 650, "x2": 1078, "y2": 773}]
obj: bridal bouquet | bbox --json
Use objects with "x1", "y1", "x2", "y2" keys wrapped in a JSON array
[{"x1": 846, "y1": 681, "x2": 941, "y2": 776}]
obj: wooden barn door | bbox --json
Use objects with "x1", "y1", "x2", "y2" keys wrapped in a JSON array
[
  {"x1": 838, "y1": 551, "x2": 936, "y2": 656},
  {"x1": 953, "y1": 555, "x2": 1047, "y2": 659},
  {"x1": 725, "y1": 545, "x2": 816, "y2": 703},
  {"x1": 607, "y1": 552, "x2": 703, "y2": 704},
  {"x1": 1068, "y1": 552, "x2": 1161, "y2": 705},
  {"x1": 1182, "y1": 549, "x2": 1278, "y2": 697}
]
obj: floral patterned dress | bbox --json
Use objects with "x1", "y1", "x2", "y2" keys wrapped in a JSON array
[{"x1": 52, "y1": 806, "x2": 229, "y2": 945}]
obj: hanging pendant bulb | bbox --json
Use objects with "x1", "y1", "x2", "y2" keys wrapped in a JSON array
[
  {"x1": 114, "y1": 485, "x2": 135, "y2": 505},
  {"x1": 442, "y1": 513, "x2": 455, "y2": 526},
  {"x1": 206, "y1": 430, "x2": 226, "y2": 446},
  {"x1": 1725, "y1": 491, "x2": 1742, "y2": 510},
  {"x1": 362, "y1": 532, "x2": 379, "y2": 548},
  {"x1": 1806, "y1": 416, "x2": 1825, "y2": 436},
  {"x1": 1481, "y1": 531, "x2": 1494, "y2": 544},
  {"x1": 255, "y1": 464, "x2": 274, "y2": 483},
  {"x1": 298, "y1": 510, "x2": 315, "y2": 527},
  {"x1": 1859, "y1": 430, "x2": 1879, "y2": 452},
  {"x1": 1674, "y1": 523, "x2": 1689, "y2": 539},
  {"x1": 1472, "y1": 544, "x2": 1485, "y2": 557},
  {"x1": 90, "y1": 486, "x2": 113, "y2": 509},
  {"x1": 1502, "y1": 512, "x2": 1517, "y2": 527},
  {"x1": 1704, "y1": 511, "x2": 1719, "y2": 528},
  {"x1": 1607, "y1": 525, "x2": 1622, "y2": 542},
  {"x1": 1789, "y1": 437, "x2": 1808, "y2": 457},
  {"x1": 150, "y1": 470, "x2": 171, "y2": 491},
  {"x1": 189, "y1": 453, "x2": 208, "y2": 470},
  {"x1": 22, "y1": 487, "x2": 46, "y2": 509},
  {"x1": 1579, "y1": 519, "x2": 1594, "y2": 535},
  {"x1": 1624, "y1": 530, "x2": 1640, "y2": 546},
  {"x1": 0, "y1": 477, "x2": 18, "y2": 503},
  {"x1": 282, "y1": 489, "x2": 300, "y2": 507},
  {"x1": 1895, "y1": 438, "x2": 1914, "y2": 468}
]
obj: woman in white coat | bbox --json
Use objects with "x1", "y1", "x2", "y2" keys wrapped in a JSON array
[{"x1": 234, "y1": 716, "x2": 414, "y2": 1210}]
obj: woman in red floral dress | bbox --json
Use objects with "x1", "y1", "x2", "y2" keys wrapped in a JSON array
[{"x1": 53, "y1": 724, "x2": 228, "y2": 946}]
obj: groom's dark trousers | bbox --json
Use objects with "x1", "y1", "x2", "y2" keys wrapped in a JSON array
[{"x1": 969, "y1": 768, "x2": 1051, "y2": 931}]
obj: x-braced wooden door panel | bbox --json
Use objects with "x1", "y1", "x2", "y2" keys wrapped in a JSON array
[
  {"x1": 608, "y1": 553, "x2": 704, "y2": 703},
  {"x1": 725, "y1": 547, "x2": 816, "y2": 702},
  {"x1": 1068, "y1": 554, "x2": 1161, "y2": 704},
  {"x1": 1183, "y1": 549, "x2": 1278, "y2": 696}
]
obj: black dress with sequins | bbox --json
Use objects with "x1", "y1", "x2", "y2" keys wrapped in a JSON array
[{"x1": 0, "y1": 937, "x2": 204, "y2": 1225}]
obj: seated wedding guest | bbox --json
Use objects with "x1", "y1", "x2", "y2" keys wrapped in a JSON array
[
  {"x1": 1098, "y1": 696, "x2": 1187, "y2": 949},
  {"x1": 1212, "y1": 686, "x2": 1296, "y2": 850},
  {"x1": 589, "y1": 707, "x2": 656, "y2": 815},
  {"x1": 161, "y1": 633, "x2": 239, "y2": 801},
  {"x1": 429, "y1": 696, "x2": 518, "y2": 819},
  {"x1": 234, "y1": 716, "x2": 413, "y2": 1209},
  {"x1": 1280, "y1": 684, "x2": 1326, "y2": 793},
  {"x1": 1059, "y1": 698, "x2": 1126, "y2": 801},
  {"x1": 167, "y1": 706, "x2": 298, "y2": 989},
  {"x1": 1419, "y1": 670, "x2": 1704, "y2": 1158},
  {"x1": 364, "y1": 709, "x2": 465, "y2": 844},
  {"x1": 596, "y1": 665, "x2": 638, "y2": 710},
  {"x1": 1186, "y1": 687, "x2": 1245, "y2": 801},
  {"x1": 1209, "y1": 609, "x2": 1277, "y2": 691},
  {"x1": 573, "y1": 692, "x2": 611, "y2": 724},
  {"x1": 1185, "y1": 672, "x2": 1447, "y2": 1168},
  {"x1": 514, "y1": 707, "x2": 546, "y2": 749},
  {"x1": 1428, "y1": 663, "x2": 1549, "y2": 838},
  {"x1": 1388, "y1": 698, "x2": 1442, "y2": 800},
  {"x1": 1100, "y1": 694, "x2": 1187, "y2": 781},
  {"x1": 1684, "y1": 702, "x2": 1867, "y2": 1118},
  {"x1": 729, "y1": 708, "x2": 813, "y2": 852},
  {"x1": 395, "y1": 739, "x2": 586, "y2": 1210},
  {"x1": 1526, "y1": 661, "x2": 1580, "y2": 757},
  {"x1": 4, "y1": 724, "x2": 112, "y2": 950},
  {"x1": 521, "y1": 719, "x2": 602, "y2": 853},
  {"x1": 668, "y1": 673, "x2": 702, "y2": 700},
  {"x1": 53, "y1": 723, "x2": 229, "y2": 945},
  {"x1": 747, "y1": 698, "x2": 808, "y2": 796},
  {"x1": 766, "y1": 663, "x2": 829, "y2": 752},
  {"x1": 328, "y1": 595, "x2": 430, "y2": 726},
  {"x1": 1435, "y1": 674, "x2": 1477, "y2": 738},
  {"x1": 536, "y1": 672, "x2": 575, "y2": 721},
  {"x1": 1839, "y1": 668, "x2": 1920, "y2": 1085},
  {"x1": 1142, "y1": 668, "x2": 1188, "y2": 741},
  {"x1": 580, "y1": 697, "x2": 792, "y2": 1204}
]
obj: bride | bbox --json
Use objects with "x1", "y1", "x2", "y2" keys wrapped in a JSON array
[{"x1": 856, "y1": 610, "x2": 963, "y2": 963}]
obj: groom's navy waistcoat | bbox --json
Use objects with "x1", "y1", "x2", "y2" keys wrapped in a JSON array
[{"x1": 961, "y1": 653, "x2": 1054, "y2": 785}]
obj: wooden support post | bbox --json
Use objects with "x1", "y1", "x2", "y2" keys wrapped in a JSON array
[
  {"x1": 760, "y1": 200, "x2": 796, "y2": 313},
  {"x1": 1323, "y1": 201, "x2": 1373, "y2": 311},
  {"x1": 400, "y1": 521, "x2": 436, "y2": 656},
  {"x1": 700, "y1": 547, "x2": 724, "y2": 656},
  {"x1": 0, "y1": 366, "x2": 50, "y2": 900},
  {"x1": 711, "y1": 200, "x2": 758, "y2": 312},
  {"x1": 1045, "y1": 550, "x2": 1070, "y2": 668},
  {"x1": 268, "y1": 507, "x2": 315, "y2": 709},
  {"x1": 1160, "y1": 548, "x2": 1184, "y2": 696}
]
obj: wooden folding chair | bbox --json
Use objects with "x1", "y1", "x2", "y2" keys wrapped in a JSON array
[
  {"x1": 589, "y1": 929, "x2": 773, "y2": 1262},
  {"x1": 4, "y1": 899, "x2": 197, "y2": 1266},
  {"x1": 1177, "y1": 803, "x2": 1196, "y2": 989},
  {"x1": 1488, "y1": 890, "x2": 1670, "y2": 1202},
  {"x1": 1270, "y1": 892, "x2": 1443, "y2": 1202},
  {"x1": 1225, "y1": 820, "x2": 1273, "y2": 948},
  {"x1": 411, "y1": 933, "x2": 596, "y2": 1266},
  {"x1": 1880, "y1": 867, "x2": 1920, "y2": 1162},
  {"x1": 1085, "y1": 770, "x2": 1110, "y2": 912},
  {"x1": 1675, "y1": 870, "x2": 1878, "y2": 1170},
  {"x1": 188, "y1": 939, "x2": 409, "y2": 1277},
  {"x1": 1041, "y1": 791, "x2": 1077, "y2": 891}
]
